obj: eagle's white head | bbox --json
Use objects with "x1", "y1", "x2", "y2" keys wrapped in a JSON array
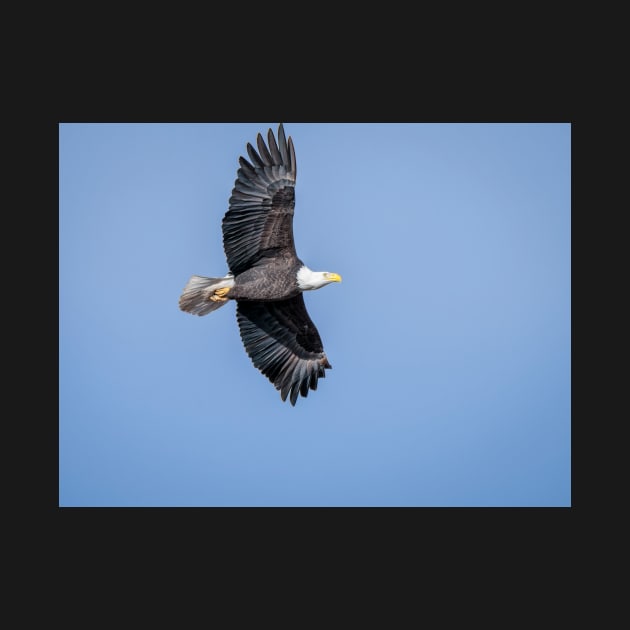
[{"x1": 297, "y1": 265, "x2": 343, "y2": 291}]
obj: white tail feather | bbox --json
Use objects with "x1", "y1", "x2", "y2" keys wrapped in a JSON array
[{"x1": 179, "y1": 274, "x2": 234, "y2": 316}]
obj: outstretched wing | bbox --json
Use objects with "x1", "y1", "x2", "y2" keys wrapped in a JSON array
[
  {"x1": 223, "y1": 123, "x2": 297, "y2": 275},
  {"x1": 236, "y1": 295, "x2": 332, "y2": 406}
]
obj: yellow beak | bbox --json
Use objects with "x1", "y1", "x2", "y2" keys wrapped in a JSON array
[{"x1": 326, "y1": 272, "x2": 342, "y2": 283}]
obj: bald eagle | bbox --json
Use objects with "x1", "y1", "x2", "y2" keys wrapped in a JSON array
[{"x1": 179, "y1": 123, "x2": 342, "y2": 406}]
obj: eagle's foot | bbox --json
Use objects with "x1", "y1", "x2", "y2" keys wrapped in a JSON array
[{"x1": 209, "y1": 287, "x2": 231, "y2": 302}]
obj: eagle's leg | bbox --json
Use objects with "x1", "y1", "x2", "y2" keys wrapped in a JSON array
[{"x1": 210, "y1": 286, "x2": 231, "y2": 302}]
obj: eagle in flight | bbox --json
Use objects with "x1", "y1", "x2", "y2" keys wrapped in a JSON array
[{"x1": 179, "y1": 123, "x2": 341, "y2": 406}]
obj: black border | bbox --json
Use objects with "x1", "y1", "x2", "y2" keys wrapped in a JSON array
[{"x1": 50, "y1": 69, "x2": 576, "y2": 576}]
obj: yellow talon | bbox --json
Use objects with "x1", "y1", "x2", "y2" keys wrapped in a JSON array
[{"x1": 209, "y1": 286, "x2": 231, "y2": 302}]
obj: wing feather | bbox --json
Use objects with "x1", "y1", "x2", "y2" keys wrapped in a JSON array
[
  {"x1": 246, "y1": 142, "x2": 266, "y2": 169},
  {"x1": 223, "y1": 123, "x2": 297, "y2": 274},
  {"x1": 236, "y1": 294, "x2": 332, "y2": 406},
  {"x1": 267, "y1": 128, "x2": 283, "y2": 165},
  {"x1": 288, "y1": 137, "x2": 297, "y2": 179},
  {"x1": 277, "y1": 124, "x2": 289, "y2": 167},
  {"x1": 256, "y1": 132, "x2": 273, "y2": 166}
]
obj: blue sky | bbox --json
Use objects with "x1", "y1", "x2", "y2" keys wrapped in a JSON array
[{"x1": 59, "y1": 123, "x2": 571, "y2": 507}]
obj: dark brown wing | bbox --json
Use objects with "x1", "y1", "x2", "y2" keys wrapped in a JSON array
[
  {"x1": 236, "y1": 295, "x2": 332, "y2": 406},
  {"x1": 222, "y1": 123, "x2": 297, "y2": 275}
]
